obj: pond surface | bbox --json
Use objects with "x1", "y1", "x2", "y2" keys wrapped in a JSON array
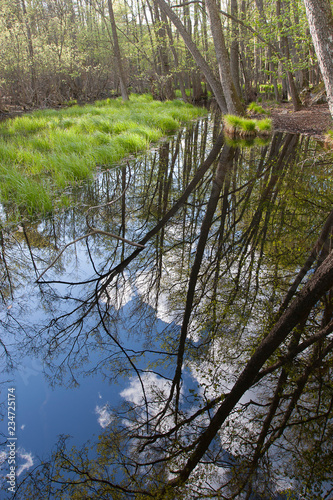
[{"x1": 0, "y1": 116, "x2": 333, "y2": 499}]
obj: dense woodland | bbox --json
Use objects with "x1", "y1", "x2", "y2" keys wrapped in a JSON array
[{"x1": 1, "y1": 0, "x2": 333, "y2": 117}]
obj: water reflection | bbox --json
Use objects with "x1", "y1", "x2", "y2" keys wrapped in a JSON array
[{"x1": 1, "y1": 120, "x2": 333, "y2": 499}]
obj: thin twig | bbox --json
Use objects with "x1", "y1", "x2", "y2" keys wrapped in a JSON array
[
  {"x1": 36, "y1": 232, "x2": 96, "y2": 281},
  {"x1": 88, "y1": 227, "x2": 145, "y2": 248}
]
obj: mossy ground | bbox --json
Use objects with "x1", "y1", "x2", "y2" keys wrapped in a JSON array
[{"x1": 0, "y1": 94, "x2": 206, "y2": 215}]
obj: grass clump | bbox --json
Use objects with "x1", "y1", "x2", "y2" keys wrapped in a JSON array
[
  {"x1": 255, "y1": 118, "x2": 273, "y2": 135},
  {"x1": 247, "y1": 102, "x2": 270, "y2": 116},
  {"x1": 223, "y1": 115, "x2": 257, "y2": 137},
  {"x1": 0, "y1": 94, "x2": 206, "y2": 215},
  {"x1": 0, "y1": 166, "x2": 53, "y2": 214},
  {"x1": 241, "y1": 119, "x2": 257, "y2": 133},
  {"x1": 223, "y1": 114, "x2": 272, "y2": 138}
]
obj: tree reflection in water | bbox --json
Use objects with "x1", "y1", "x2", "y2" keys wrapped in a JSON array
[{"x1": 1, "y1": 119, "x2": 333, "y2": 499}]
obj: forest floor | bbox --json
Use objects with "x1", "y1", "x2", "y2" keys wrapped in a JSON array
[{"x1": 267, "y1": 102, "x2": 333, "y2": 139}]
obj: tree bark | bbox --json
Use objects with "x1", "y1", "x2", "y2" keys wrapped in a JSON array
[
  {"x1": 303, "y1": 0, "x2": 333, "y2": 117},
  {"x1": 160, "y1": 9, "x2": 187, "y2": 101},
  {"x1": 205, "y1": 0, "x2": 244, "y2": 114}
]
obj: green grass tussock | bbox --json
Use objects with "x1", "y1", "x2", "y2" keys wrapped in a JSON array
[
  {"x1": 246, "y1": 102, "x2": 270, "y2": 116},
  {"x1": 0, "y1": 166, "x2": 53, "y2": 214},
  {"x1": 6, "y1": 116, "x2": 50, "y2": 135},
  {"x1": 223, "y1": 114, "x2": 272, "y2": 138},
  {"x1": 0, "y1": 94, "x2": 206, "y2": 215},
  {"x1": 223, "y1": 115, "x2": 257, "y2": 137},
  {"x1": 255, "y1": 118, "x2": 273, "y2": 133}
]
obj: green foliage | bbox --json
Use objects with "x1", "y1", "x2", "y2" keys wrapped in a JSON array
[
  {"x1": 64, "y1": 99, "x2": 78, "y2": 107},
  {"x1": 259, "y1": 84, "x2": 274, "y2": 94},
  {"x1": 259, "y1": 84, "x2": 283, "y2": 95},
  {"x1": 174, "y1": 88, "x2": 210, "y2": 99},
  {"x1": 0, "y1": 95, "x2": 206, "y2": 214}
]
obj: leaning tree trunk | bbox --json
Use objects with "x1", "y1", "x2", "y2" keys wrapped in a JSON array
[
  {"x1": 155, "y1": 0, "x2": 228, "y2": 113},
  {"x1": 205, "y1": 0, "x2": 244, "y2": 115},
  {"x1": 303, "y1": 0, "x2": 333, "y2": 118}
]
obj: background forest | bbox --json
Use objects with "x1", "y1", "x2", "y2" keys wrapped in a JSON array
[{"x1": 0, "y1": 0, "x2": 325, "y2": 111}]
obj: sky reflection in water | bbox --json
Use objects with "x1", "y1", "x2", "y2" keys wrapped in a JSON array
[{"x1": 1, "y1": 118, "x2": 333, "y2": 498}]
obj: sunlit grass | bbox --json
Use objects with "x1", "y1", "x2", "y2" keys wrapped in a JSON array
[
  {"x1": 6, "y1": 115, "x2": 50, "y2": 135},
  {"x1": 223, "y1": 115, "x2": 257, "y2": 137},
  {"x1": 0, "y1": 166, "x2": 53, "y2": 214},
  {"x1": 246, "y1": 102, "x2": 270, "y2": 116},
  {"x1": 255, "y1": 118, "x2": 273, "y2": 134},
  {"x1": 0, "y1": 94, "x2": 206, "y2": 215},
  {"x1": 92, "y1": 143, "x2": 126, "y2": 166},
  {"x1": 223, "y1": 114, "x2": 272, "y2": 138},
  {"x1": 241, "y1": 119, "x2": 257, "y2": 132},
  {"x1": 48, "y1": 153, "x2": 94, "y2": 185}
]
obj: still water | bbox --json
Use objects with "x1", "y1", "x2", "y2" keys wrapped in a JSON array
[{"x1": 0, "y1": 116, "x2": 333, "y2": 499}]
